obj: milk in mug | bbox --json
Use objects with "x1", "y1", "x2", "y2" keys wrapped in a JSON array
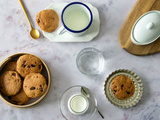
[{"x1": 64, "y1": 11, "x2": 89, "y2": 31}]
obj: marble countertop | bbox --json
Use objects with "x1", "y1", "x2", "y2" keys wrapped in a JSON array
[{"x1": 0, "y1": 0, "x2": 160, "y2": 120}]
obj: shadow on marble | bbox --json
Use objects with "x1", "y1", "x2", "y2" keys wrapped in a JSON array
[
  {"x1": 138, "y1": 77, "x2": 150, "y2": 106},
  {"x1": 94, "y1": 5, "x2": 108, "y2": 41}
]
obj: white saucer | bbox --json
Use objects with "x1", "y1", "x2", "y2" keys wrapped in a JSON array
[{"x1": 43, "y1": 3, "x2": 100, "y2": 42}]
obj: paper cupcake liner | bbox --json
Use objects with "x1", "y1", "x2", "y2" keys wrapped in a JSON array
[{"x1": 104, "y1": 69, "x2": 143, "y2": 108}]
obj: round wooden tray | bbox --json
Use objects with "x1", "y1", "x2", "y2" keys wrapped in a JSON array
[{"x1": 0, "y1": 53, "x2": 51, "y2": 108}]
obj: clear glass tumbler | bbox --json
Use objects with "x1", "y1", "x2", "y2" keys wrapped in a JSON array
[{"x1": 76, "y1": 47, "x2": 105, "y2": 75}]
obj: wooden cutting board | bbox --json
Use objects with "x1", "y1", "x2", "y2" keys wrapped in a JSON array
[{"x1": 119, "y1": 0, "x2": 160, "y2": 56}]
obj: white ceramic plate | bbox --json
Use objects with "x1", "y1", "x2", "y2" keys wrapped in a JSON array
[{"x1": 42, "y1": 3, "x2": 100, "y2": 42}]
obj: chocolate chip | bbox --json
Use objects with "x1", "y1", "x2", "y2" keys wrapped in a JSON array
[
  {"x1": 30, "y1": 87, "x2": 36, "y2": 90},
  {"x1": 25, "y1": 86, "x2": 27, "y2": 88},
  {"x1": 121, "y1": 84, "x2": 124, "y2": 90},
  {"x1": 38, "y1": 19, "x2": 40, "y2": 23},
  {"x1": 39, "y1": 65, "x2": 41, "y2": 69},
  {"x1": 126, "y1": 91, "x2": 130, "y2": 94},
  {"x1": 124, "y1": 97, "x2": 126, "y2": 99},
  {"x1": 35, "y1": 62, "x2": 37, "y2": 64},
  {"x1": 112, "y1": 82, "x2": 114, "y2": 85},
  {"x1": 22, "y1": 64, "x2": 26, "y2": 67},
  {"x1": 22, "y1": 61, "x2": 26, "y2": 67},
  {"x1": 113, "y1": 90, "x2": 117, "y2": 94},
  {"x1": 40, "y1": 85, "x2": 43, "y2": 92},
  {"x1": 28, "y1": 65, "x2": 30, "y2": 68},
  {"x1": 12, "y1": 73, "x2": 16, "y2": 76},
  {"x1": 31, "y1": 64, "x2": 36, "y2": 67}
]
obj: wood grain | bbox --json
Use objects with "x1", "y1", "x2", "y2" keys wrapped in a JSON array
[{"x1": 119, "y1": 0, "x2": 160, "y2": 56}]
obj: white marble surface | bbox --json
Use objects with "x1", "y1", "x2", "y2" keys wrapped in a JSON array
[{"x1": 0, "y1": 0, "x2": 160, "y2": 120}]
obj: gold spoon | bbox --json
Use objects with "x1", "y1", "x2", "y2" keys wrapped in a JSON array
[
  {"x1": 18, "y1": 0, "x2": 40, "y2": 39},
  {"x1": 81, "y1": 87, "x2": 104, "y2": 119}
]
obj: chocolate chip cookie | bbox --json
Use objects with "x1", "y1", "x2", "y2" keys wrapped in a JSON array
[
  {"x1": 110, "y1": 75, "x2": 135, "y2": 100},
  {"x1": 17, "y1": 54, "x2": 43, "y2": 78},
  {"x1": 3, "y1": 61, "x2": 17, "y2": 71},
  {"x1": 23, "y1": 73, "x2": 47, "y2": 98},
  {"x1": 0, "y1": 71, "x2": 22, "y2": 96},
  {"x1": 10, "y1": 89, "x2": 30, "y2": 105},
  {"x1": 36, "y1": 9, "x2": 59, "y2": 32}
]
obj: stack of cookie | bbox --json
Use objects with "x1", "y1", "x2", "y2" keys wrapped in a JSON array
[{"x1": 0, "y1": 54, "x2": 47, "y2": 105}]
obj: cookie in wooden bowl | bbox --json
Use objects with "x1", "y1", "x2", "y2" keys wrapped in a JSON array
[
  {"x1": 23, "y1": 73, "x2": 47, "y2": 98},
  {"x1": 10, "y1": 89, "x2": 30, "y2": 105},
  {"x1": 0, "y1": 53, "x2": 51, "y2": 108},
  {"x1": 17, "y1": 54, "x2": 43, "y2": 78},
  {"x1": 3, "y1": 61, "x2": 17, "y2": 71},
  {"x1": 0, "y1": 71, "x2": 22, "y2": 96}
]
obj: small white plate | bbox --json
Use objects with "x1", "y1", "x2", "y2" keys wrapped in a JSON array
[{"x1": 42, "y1": 3, "x2": 100, "y2": 42}]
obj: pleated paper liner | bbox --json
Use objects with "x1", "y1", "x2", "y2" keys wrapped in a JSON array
[{"x1": 104, "y1": 69, "x2": 143, "y2": 108}]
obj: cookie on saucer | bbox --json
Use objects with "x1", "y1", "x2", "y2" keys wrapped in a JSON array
[
  {"x1": 36, "y1": 9, "x2": 59, "y2": 32},
  {"x1": 0, "y1": 71, "x2": 22, "y2": 96},
  {"x1": 10, "y1": 89, "x2": 30, "y2": 105},
  {"x1": 17, "y1": 54, "x2": 43, "y2": 78},
  {"x1": 23, "y1": 73, "x2": 47, "y2": 98},
  {"x1": 110, "y1": 75, "x2": 135, "y2": 100}
]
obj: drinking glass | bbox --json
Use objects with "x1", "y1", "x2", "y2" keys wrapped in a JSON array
[{"x1": 76, "y1": 47, "x2": 105, "y2": 75}]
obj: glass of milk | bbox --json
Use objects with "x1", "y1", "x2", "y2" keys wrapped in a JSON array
[
  {"x1": 59, "y1": 85, "x2": 97, "y2": 119},
  {"x1": 68, "y1": 94, "x2": 89, "y2": 115},
  {"x1": 57, "y1": 2, "x2": 93, "y2": 36}
]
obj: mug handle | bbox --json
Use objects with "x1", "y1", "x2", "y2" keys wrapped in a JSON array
[{"x1": 57, "y1": 26, "x2": 67, "y2": 35}]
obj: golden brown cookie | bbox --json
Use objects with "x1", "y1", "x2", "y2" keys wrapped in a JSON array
[
  {"x1": 10, "y1": 89, "x2": 30, "y2": 105},
  {"x1": 36, "y1": 9, "x2": 59, "y2": 32},
  {"x1": 17, "y1": 54, "x2": 43, "y2": 78},
  {"x1": 23, "y1": 73, "x2": 47, "y2": 98},
  {"x1": 110, "y1": 75, "x2": 135, "y2": 100},
  {"x1": 0, "y1": 71, "x2": 22, "y2": 96},
  {"x1": 3, "y1": 61, "x2": 17, "y2": 71}
]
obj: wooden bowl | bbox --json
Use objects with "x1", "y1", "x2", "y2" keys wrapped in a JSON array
[{"x1": 0, "y1": 53, "x2": 51, "y2": 108}]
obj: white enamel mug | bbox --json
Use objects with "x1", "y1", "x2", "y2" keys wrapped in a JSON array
[{"x1": 57, "y1": 2, "x2": 93, "y2": 37}]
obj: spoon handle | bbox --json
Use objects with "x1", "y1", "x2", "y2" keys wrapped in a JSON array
[
  {"x1": 88, "y1": 98, "x2": 104, "y2": 119},
  {"x1": 81, "y1": 87, "x2": 104, "y2": 119},
  {"x1": 93, "y1": 102, "x2": 104, "y2": 119},
  {"x1": 18, "y1": 0, "x2": 32, "y2": 28}
]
